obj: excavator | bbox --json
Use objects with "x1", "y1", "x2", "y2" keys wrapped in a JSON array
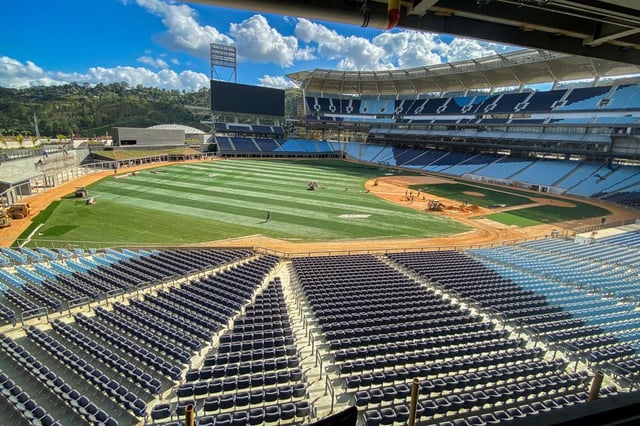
[{"x1": 427, "y1": 199, "x2": 443, "y2": 211}]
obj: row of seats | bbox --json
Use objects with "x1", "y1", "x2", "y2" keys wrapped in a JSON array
[
  {"x1": 0, "y1": 368, "x2": 61, "y2": 426},
  {"x1": 74, "y1": 312, "x2": 182, "y2": 380},
  {"x1": 329, "y1": 321, "x2": 492, "y2": 350},
  {"x1": 26, "y1": 325, "x2": 147, "y2": 416},
  {"x1": 191, "y1": 384, "x2": 306, "y2": 412},
  {"x1": 129, "y1": 297, "x2": 213, "y2": 341},
  {"x1": 113, "y1": 301, "x2": 202, "y2": 351},
  {"x1": 330, "y1": 327, "x2": 504, "y2": 352},
  {"x1": 153, "y1": 400, "x2": 310, "y2": 425},
  {"x1": 344, "y1": 348, "x2": 550, "y2": 390},
  {"x1": 201, "y1": 345, "x2": 295, "y2": 367},
  {"x1": 51, "y1": 319, "x2": 162, "y2": 394},
  {"x1": 185, "y1": 356, "x2": 300, "y2": 381},
  {"x1": 0, "y1": 334, "x2": 118, "y2": 425}
]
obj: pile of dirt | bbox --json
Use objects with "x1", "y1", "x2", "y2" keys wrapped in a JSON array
[{"x1": 462, "y1": 204, "x2": 480, "y2": 212}]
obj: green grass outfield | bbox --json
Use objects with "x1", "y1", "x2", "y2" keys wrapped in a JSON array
[
  {"x1": 411, "y1": 180, "x2": 610, "y2": 227},
  {"x1": 483, "y1": 203, "x2": 610, "y2": 226},
  {"x1": 19, "y1": 160, "x2": 470, "y2": 246}
]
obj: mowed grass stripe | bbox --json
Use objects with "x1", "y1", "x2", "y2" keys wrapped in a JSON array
[
  {"x1": 110, "y1": 161, "x2": 460, "y2": 231},
  {"x1": 107, "y1": 172, "x2": 438, "y2": 222},
  {"x1": 91, "y1": 184, "x2": 426, "y2": 238},
  {"x1": 113, "y1": 161, "x2": 392, "y2": 205},
  {"x1": 33, "y1": 200, "x2": 280, "y2": 244},
  {"x1": 181, "y1": 159, "x2": 389, "y2": 182},
  {"x1": 167, "y1": 162, "x2": 369, "y2": 188},
  {"x1": 28, "y1": 160, "x2": 469, "y2": 244},
  {"x1": 88, "y1": 191, "x2": 330, "y2": 239},
  {"x1": 112, "y1": 175, "x2": 406, "y2": 215},
  {"x1": 98, "y1": 182, "x2": 433, "y2": 237}
]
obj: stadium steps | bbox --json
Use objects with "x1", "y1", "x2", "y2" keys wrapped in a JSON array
[
  {"x1": 250, "y1": 138, "x2": 262, "y2": 151},
  {"x1": 439, "y1": 153, "x2": 482, "y2": 173},
  {"x1": 273, "y1": 139, "x2": 284, "y2": 150},
  {"x1": 282, "y1": 262, "x2": 342, "y2": 421},
  {"x1": 367, "y1": 145, "x2": 389, "y2": 164},
  {"x1": 552, "y1": 162, "x2": 589, "y2": 188},
  {"x1": 278, "y1": 263, "x2": 328, "y2": 420},
  {"x1": 424, "y1": 151, "x2": 451, "y2": 169},
  {"x1": 506, "y1": 160, "x2": 537, "y2": 180},
  {"x1": 398, "y1": 150, "x2": 429, "y2": 167},
  {"x1": 563, "y1": 164, "x2": 608, "y2": 194},
  {"x1": 469, "y1": 155, "x2": 505, "y2": 176},
  {"x1": 596, "y1": 169, "x2": 640, "y2": 197}
]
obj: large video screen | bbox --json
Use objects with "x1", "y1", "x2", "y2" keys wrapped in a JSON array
[{"x1": 211, "y1": 80, "x2": 285, "y2": 116}]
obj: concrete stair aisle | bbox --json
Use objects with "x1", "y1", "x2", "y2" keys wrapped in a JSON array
[{"x1": 279, "y1": 261, "x2": 350, "y2": 422}]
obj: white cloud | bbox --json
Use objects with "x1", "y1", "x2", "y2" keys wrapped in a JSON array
[
  {"x1": 131, "y1": 1, "x2": 313, "y2": 68},
  {"x1": 258, "y1": 75, "x2": 296, "y2": 89},
  {"x1": 373, "y1": 31, "x2": 443, "y2": 68},
  {"x1": 0, "y1": 56, "x2": 209, "y2": 91},
  {"x1": 295, "y1": 19, "x2": 389, "y2": 70},
  {"x1": 129, "y1": 1, "x2": 512, "y2": 72},
  {"x1": 0, "y1": 56, "x2": 66, "y2": 87},
  {"x1": 131, "y1": 0, "x2": 233, "y2": 58},
  {"x1": 137, "y1": 55, "x2": 169, "y2": 69},
  {"x1": 229, "y1": 15, "x2": 303, "y2": 67},
  {"x1": 442, "y1": 38, "x2": 500, "y2": 62},
  {"x1": 295, "y1": 18, "x2": 515, "y2": 70},
  {"x1": 295, "y1": 46, "x2": 316, "y2": 61}
]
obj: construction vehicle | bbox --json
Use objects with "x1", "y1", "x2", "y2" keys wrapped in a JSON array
[
  {"x1": 427, "y1": 199, "x2": 443, "y2": 211},
  {"x1": 0, "y1": 211, "x2": 11, "y2": 228},
  {"x1": 0, "y1": 203, "x2": 31, "y2": 228},
  {"x1": 75, "y1": 187, "x2": 88, "y2": 198},
  {"x1": 6, "y1": 203, "x2": 31, "y2": 219}
]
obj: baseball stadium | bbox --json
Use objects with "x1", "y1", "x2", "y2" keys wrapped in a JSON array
[{"x1": 3, "y1": 1, "x2": 640, "y2": 426}]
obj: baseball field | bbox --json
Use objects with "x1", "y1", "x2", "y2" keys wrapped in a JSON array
[
  {"x1": 18, "y1": 160, "x2": 471, "y2": 246},
  {"x1": 14, "y1": 159, "x2": 620, "y2": 248}
]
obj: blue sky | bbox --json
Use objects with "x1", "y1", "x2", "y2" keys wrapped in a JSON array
[{"x1": 1, "y1": 0, "x2": 517, "y2": 91}]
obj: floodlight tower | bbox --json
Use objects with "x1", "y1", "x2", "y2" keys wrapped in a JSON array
[
  {"x1": 210, "y1": 43, "x2": 237, "y2": 83},
  {"x1": 209, "y1": 43, "x2": 238, "y2": 130}
]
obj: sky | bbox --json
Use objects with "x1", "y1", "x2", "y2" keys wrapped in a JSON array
[{"x1": 1, "y1": 0, "x2": 519, "y2": 91}]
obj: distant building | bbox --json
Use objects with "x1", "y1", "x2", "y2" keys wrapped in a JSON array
[{"x1": 111, "y1": 125, "x2": 208, "y2": 148}]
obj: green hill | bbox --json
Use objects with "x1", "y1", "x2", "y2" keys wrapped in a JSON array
[
  {"x1": 0, "y1": 83, "x2": 302, "y2": 139},
  {"x1": 0, "y1": 82, "x2": 210, "y2": 138}
]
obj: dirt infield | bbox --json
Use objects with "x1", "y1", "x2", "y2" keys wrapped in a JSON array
[
  {"x1": 3, "y1": 163, "x2": 638, "y2": 254},
  {"x1": 463, "y1": 191, "x2": 485, "y2": 197}
]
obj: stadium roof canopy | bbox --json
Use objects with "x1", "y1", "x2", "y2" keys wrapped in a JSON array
[
  {"x1": 147, "y1": 124, "x2": 206, "y2": 134},
  {"x1": 286, "y1": 48, "x2": 640, "y2": 96},
  {"x1": 195, "y1": 0, "x2": 640, "y2": 65}
]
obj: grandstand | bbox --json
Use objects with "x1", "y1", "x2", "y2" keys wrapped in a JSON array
[
  {"x1": 207, "y1": 49, "x2": 640, "y2": 205},
  {"x1": 2, "y1": 227, "x2": 640, "y2": 425},
  {"x1": 5, "y1": 42, "x2": 640, "y2": 426}
]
